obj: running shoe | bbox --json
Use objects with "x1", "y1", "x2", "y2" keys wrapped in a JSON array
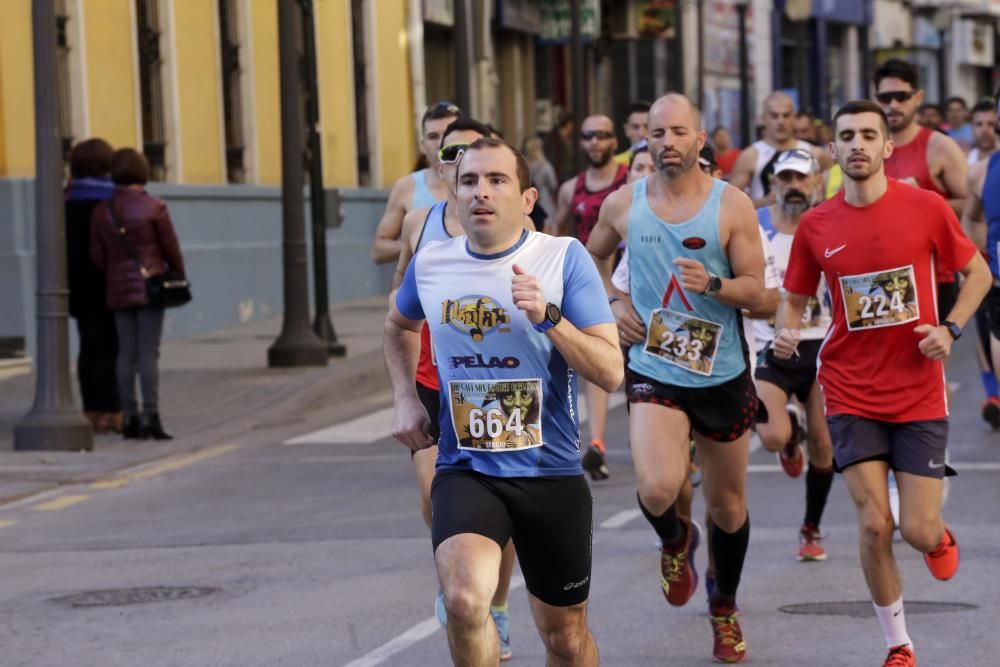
[
  {"x1": 882, "y1": 643, "x2": 916, "y2": 666},
  {"x1": 490, "y1": 606, "x2": 512, "y2": 662},
  {"x1": 923, "y1": 524, "x2": 959, "y2": 581},
  {"x1": 582, "y1": 440, "x2": 609, "y2": 480},
  {"x1": 982, "y1": 397, "x2": 1000, "y2": 430},
  {"x1": 797, "y1": 523, "x2": 827, "y2": 561},
  {"x1": 777, "y1": 405, "x2": 806, "y2": 477},
  {"x1": 435, "y1": 590, "x2": 447, "y2": 626},
  {"x1": 709, "y1": 601, "x2": 746, "y2": 663},
  {"x1": 660, "y1": 515, "x2": 699, "y2": 607}
]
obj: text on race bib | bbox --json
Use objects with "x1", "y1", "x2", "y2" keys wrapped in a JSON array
[
  {"x1": 449, "y1": 378, "x2": 543, "y2": 452},
  {"x1": 643, "y1": 308, "x2": 724, "y2": 377}
]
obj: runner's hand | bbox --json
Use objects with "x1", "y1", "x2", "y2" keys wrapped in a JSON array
[
  {"x1": 673, "y1": 257, "x2": 710, "y2": 294},
  {"x1": 772, "y1": 328, "x2": 801, "y2": 359},
  {"x1": 612, "y1": 297, "x2": 646, "y2": 345},
  {"x1": 914, "y1": 324, "x2": 952, "y2": 360},
  {"x1": 511, "y1": 264, "x2": 546, "y2": 324},
  {"x1": 392, "y1": 395, "x2": 434, "y2": 452}
]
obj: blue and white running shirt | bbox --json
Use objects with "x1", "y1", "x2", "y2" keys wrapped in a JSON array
[{"x1": 396, "y1": 230, "x2": 614, "y2": 477}]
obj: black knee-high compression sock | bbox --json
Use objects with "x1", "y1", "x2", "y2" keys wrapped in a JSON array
[
  {"x1": 804, "y1": 464, "x2": 835, "y2": 528},
  {"x1": 710, "y1": 515, "x2": 750, "y2": 606},
  {"x1": 638, "y1": 493, "x2": 685, "y2": 548}
]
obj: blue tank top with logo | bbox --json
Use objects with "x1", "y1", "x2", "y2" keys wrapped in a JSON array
[
  {"x1": 411, "y1": 169, "x2": 442, "y2": 210},
  {"x1": 983, "y1": 152, "x2": 1000, "y2": 279},
  {"x1": 626, "y1": 178, "x2": 746, "y2": 387}
]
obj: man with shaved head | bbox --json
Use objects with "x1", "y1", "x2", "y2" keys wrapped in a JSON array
[
  {"x1": 588, "y1": 92, "x2": 767, "y2": 663},
  {"x1": 551, "y1": 113, "x2": 630, "y2": 481},
  {"x1": 730, "y1": 92, "x2": 829, "y2": 208}
]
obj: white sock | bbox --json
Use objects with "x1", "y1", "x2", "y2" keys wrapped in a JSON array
[{"x1": 873, "y1": 597, "x2": 912, "y2": 649}]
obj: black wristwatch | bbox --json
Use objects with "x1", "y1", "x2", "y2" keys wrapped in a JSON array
[
  {"x1": 704, "y1": 273, "x2": 723, "y2": 296},
  {"x1": 533, "y1": 303, "x2": 563, "y2": 333},
  {"x1": 941, "y1": 320, "x2": 962, "y2": 340}
]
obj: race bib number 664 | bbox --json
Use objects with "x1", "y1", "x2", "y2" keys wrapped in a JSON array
[
  {"x1": 449, "y1": 379, "x2": 543, "y2": 452},
  {"x1": 840, "y1": 265, "x2": 920, "y2": 331}
]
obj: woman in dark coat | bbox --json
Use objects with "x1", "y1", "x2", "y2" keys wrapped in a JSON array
[
  {"x1": 90, "y1": 149, "x2": 185, "y2": 440},
  {"x1": 65, "y1": 138, "x2": 121, "y2": 433}
]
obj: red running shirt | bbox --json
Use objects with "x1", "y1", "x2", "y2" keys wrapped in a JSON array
[
  {"x1": 783, "y1": 179, "x2": 976, "y2": 422},
  {"x1": 416, "y1": 323, "x2": 438, "y2": 390},
  {"x1": 570, "y1": 164, "x2": 628, "y2": 245}
]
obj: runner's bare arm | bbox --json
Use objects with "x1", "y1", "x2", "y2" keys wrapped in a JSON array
[
  {"x1": 811, "y1": 144, "x2": 833, "y2": 172},
  {"x1": 917, "y1": 252, "x2": 991, "y2": 360},
  {"x1": 586, "y1": 186, "x2": 630, "y2": 292},
  {"x1": 548, "y1": 178, "x2": 576, "y2": 236},
  {"x1": 371, "y1": 175, "x2": 415, "y2": 265},
  {"x1": 771, "y1": 291, "x2": 810, "y2": 359},
  {"x1": 930, "y1": 131, "x2": 969, "y2": 216},
  {"x1": 745, "y1": 288, "x2": 779, "y2": 319},
  {"x1": 384, "y1": 305, "x2": 434, "y2": 451},
  {"x1": 961, "y1": 161, "x2": 987, "y2": 252},
  {"x1": 390, "y1": 207, "x2": 429, "y2": 294},
  {"x1": 729, "y1": 146, "x2": 774, "y2": 207},
  {"x1": 547, "y1": 322, "x2": 624, "y2": 392}
]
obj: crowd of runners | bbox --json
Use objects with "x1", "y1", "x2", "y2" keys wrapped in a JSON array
[{"x1": 373, "y1": 58, "x2": 1000, "y2": 666}]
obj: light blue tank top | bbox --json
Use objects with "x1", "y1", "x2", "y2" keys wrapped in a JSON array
[
  {"x1": 415, "y1": 201, "x2": 451, "y2": 253},
  {"x1": 411, "y1": 169, "x2": 442, "y2": 210},
  {"x1": 626, "y1": 178, "x2": 746, "y2": 387},
  {"x1": 982, "y1": 153, "x2": 1000, "y2": 279}
]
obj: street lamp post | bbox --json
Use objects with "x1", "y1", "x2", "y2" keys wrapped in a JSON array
[
  {"x1": 735, "y1": 0, "x2": 752, "y2": 148},
  {"x1": 570, "y1": 0, "x2": 586, "y2": 173},
  {"x1": 268, "y1": 0, "x2": 328, "y2": 368},
  {"x1": 14, "y1": 0, "x2": 93, "y2": 452}
]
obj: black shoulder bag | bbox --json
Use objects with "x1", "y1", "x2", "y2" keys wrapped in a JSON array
[{"x1": 109, "y1": 202, "x2": 192, "y2": 309}]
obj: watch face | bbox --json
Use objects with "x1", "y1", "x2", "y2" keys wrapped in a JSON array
[{"x1": 546, "y1": 303, "x2": 562, "y2": 324}]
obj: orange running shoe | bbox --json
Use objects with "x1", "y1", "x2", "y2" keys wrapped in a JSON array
[
  {"x1": 777, "y1": 441, "x2": 805, "y2": 478},
  {"x1": 924, "y1": 525, "x2": 959, "y2": 581},
  {"x1": 797, "y1": 523, "x2": 827, "y2": 562},
  {"x1": 660, "y1": 515, "x2": 699, "y2": 607},
  {"x1": 709, "y1": 602, "x2": 746, "y2": 663},
  {"x1": 882, "y1": 643, "x2": 916, "y2": 666}
]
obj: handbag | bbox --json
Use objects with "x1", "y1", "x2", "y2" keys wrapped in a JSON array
[{"x1": 108, "y1": 202, "x2": 192, "y2": 309}]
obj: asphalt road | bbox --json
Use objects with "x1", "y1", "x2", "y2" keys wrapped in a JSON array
[{"x1": 0, "y1": 336, "x2": 996, "y2": 666}]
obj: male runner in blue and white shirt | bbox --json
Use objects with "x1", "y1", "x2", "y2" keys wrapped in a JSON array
[{"x1": 385, "y1": 137, "x2": 622, "y2": 666}]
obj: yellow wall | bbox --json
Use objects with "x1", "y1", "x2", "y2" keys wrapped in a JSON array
[
  {"x1": 316, "y1": 0, "x2": 357, "y2": 187},
  {"x1": 172, "y1": 0, "x2": 224, "y2": 183},
  {"x1": 371, "y1": 0, "x2": 415, "y2": 186},
  {"x1": 83, "y1": 0, "x2": 139, "y2": 151},
  {"x1": 249, "y1": 0, "x2": 281, "y2": 185},
  {"x1": 0, "y1": 1, "x2": 34, "y2": 177}
]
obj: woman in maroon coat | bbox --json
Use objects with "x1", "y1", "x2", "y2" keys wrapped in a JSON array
[{"x1": 91, "y1": 149, "x2": 185, "y2": 440}]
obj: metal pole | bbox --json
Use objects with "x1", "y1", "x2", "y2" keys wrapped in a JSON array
[
  {"x1": 737, "y1": 3, "x2": 752, "y2": 148},
  {"x1": 299, "y1": 0, "x2": 345, "y2": 358},
  {"x1": 454, "y1": 0, "x2": 472, "y2": 112},
  {"x1": 570, "y1": 0, "x2": 586, "y2": 173},
  {"x1": 268, "y1": 0, "x2": 327, "y2": 368},
  {"x1": 15, "y1": 0, "x2": 93, "y2": 451}
]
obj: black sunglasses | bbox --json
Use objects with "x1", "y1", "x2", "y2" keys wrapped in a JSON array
[
  {"x1": 580, "y1": 130, "x2": 615, "y2": 141},
  {"x1": 876, "y1": 90, "x2": 916, "y2": 105},
  {"x1": 777, "y1": 148, "x2": 814, "y2": 162}
]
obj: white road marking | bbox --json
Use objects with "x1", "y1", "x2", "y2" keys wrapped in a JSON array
[
  {"x1": 600, "y1": 508, "x2": 642, "y2": 529},
  {"x1": 341, "y1": 574, "x2": 526, "y2": 667}
]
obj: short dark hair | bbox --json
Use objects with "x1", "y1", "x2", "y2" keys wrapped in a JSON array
[
  {"x1": 918, "y1": 102, "x2": 943, "y2": 115},
  {"x1": 945, "y1": 96, "x2": 967, "y2": 110},
  {"x1": 629, "y1": 140, "x2": 649, "y2": 168},
  {"x1": 971, "y1": 99, "x2": 997, "y2": 116},
  {"x1": 460, "y1": 137, "x2": 531, "y2": 192},
  {"x1": 874, "y1": 59, "x2": 919, "y2": 90},
  {"x1": 111, "y1": 148, "x2": 150, "y2": 186},
  {"x1": 625, "y1": 100, "x2": 652, "y2": 117},
  {"x1": 710, "y1": 126, "x2": 728, "y2": 138},
  {"x1": 795, "y1": 111, "x2": 815, "y2": 121},
  {"x1": 441, "y1": 117, "x2": 493, "y2": 148},
  {"x1": 69, "y1": 138, "x2": 114, "y2": 179},
  {"x1": 833, "y1": 100, "x2": 890, "y2": 137},
  {"x1": 421, "y1": 101, "x2": 461, "y2": 132}
]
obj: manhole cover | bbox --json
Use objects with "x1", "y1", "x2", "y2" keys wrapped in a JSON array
[
  {"x1": 779, "y1": 601, "x2": 977, "y2": 618},
  {"x1": 50, "y1": 586, "x2": 221, "y2": 608}
]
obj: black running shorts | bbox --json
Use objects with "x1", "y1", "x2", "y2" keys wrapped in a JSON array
[
  {"x1": 754, "y1": 339, "x2": 821, "y2": 404},
  {"x1": 625, "y1": 367, "x2": 759, "y2": 442},
  {"x1": 826, "y1": 414, "x2": 954, "y2": 479},
  {"x1": 937, "y1": 280, "x2": 959, "y2": 323},
  {"x1": 984, "y1": 285, "x2": 1000, "y2": 340},
  {"x1": 431, "y1": 470, "x2": 593, "y2": 607}
]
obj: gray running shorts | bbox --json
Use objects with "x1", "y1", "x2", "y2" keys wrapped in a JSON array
[{"x1": 826, "y1": 414, "x2": 953, "y2": 479}]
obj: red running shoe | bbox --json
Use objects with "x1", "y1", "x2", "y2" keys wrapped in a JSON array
[
  {"x1": 797, "y1": 523, "x2": 827, "y2": 562},
  {"x1": 709, "y1": 602, "x2": 746, "y2": 663},
  {"x1": 660, "y1": 515, "x2": 699, "y2": 607},
  {"x1": 883, "y1": 644, "x2": 916, "y2": 666},
  {"x1": 924, "y1": 525, "x2": 959, "y2": 581}
]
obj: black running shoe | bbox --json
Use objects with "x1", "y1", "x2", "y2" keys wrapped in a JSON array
[{"x1": 982, "y1": 397, "x2": 1000, "y2": 430}]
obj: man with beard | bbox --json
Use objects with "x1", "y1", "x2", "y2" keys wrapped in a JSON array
[
  {"x1": 588, "y1": 93, "x2": 766, "y2": 664},
  {"x1": 552, "y1": 114, "x2": 629, "y2": 480},
  {"x1": 729, "y1": 92, "x2": 829, "y2": 208},
  {"x1": 776, "y1": 100, "x2": 989, "y2": 667},
  {"x1": 967, "y1": 99, "x2": 998, "y2": 165},
  {"x1": 751, "y1": 149, "x2": 835, "y2": 561}
]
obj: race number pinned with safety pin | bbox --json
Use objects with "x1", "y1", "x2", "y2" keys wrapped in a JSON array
[
  {"x1": 840, "y1": 265, "x2": 920, "y2": 332},
  {"x1": 643, "y1": 274, "x2": 724, "y2": 377},
  {"x1": 449, "y1": 379, "x2": 543, "y2": 451}
]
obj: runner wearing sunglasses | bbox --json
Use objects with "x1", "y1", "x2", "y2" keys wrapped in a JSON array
[{"x1": 372, "y1": 101, "x2": 461, "y2": 265}]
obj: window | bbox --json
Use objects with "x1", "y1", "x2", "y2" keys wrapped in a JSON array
[
  {"x1": 136, "y1": 0, "x2": 167, "y2": 180},
  {"x1": 55, "y1": 0, "x2": 73, "y2": 172},
  {"x1": 218, "y1": 0, "x2": 245, "y2": 183}
]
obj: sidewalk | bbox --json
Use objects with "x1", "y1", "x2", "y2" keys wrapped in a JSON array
[{"x1": 0, "y1": 297, "x2": 390, "y2": 506}]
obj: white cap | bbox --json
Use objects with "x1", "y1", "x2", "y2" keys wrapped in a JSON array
[{"x1": 774, "y1": 148, "x2": 818, "y2": 176}]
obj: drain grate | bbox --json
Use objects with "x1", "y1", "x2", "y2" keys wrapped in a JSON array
[
  {"x1": 50, "y1": 586, "x2": 221, "y2": 608},
  {"x1": 779, "y1": 600, "x2": 977, "y2": 619}
]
